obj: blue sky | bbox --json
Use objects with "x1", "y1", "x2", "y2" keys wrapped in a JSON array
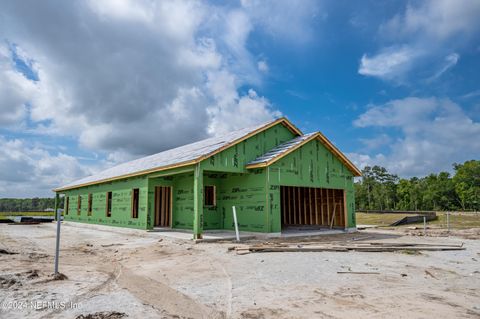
[{"x1": 0, "y1": 0, "x2": 479, "y2": 197}]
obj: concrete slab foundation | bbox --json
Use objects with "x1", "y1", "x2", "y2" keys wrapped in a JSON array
[{"x1": 150, "y1": 227, "x2": 357, "y2": 242}]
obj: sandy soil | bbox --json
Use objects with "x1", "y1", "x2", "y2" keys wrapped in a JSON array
[{"x1": 0, "y1": 222, "x2": 479, "y2": 318}]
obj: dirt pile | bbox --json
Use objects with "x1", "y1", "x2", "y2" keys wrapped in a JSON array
[
  {"x1": 0, "y1": 248, "x2": 18, "y2": 254},
  {"x1": 76, "y1": 311, "x2": 127, "y2": 319},
  {"x1": 403, "y1": 227, "x2": 480, "y2": 239},
  {"x1": 0, "y1": 270, "x2": 38, "y2": 289}
]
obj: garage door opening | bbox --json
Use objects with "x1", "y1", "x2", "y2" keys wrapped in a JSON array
[{"x1": 280, "y1": 186, "x2": 346, "y2": 229}]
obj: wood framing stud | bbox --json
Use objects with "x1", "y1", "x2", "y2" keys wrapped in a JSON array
[{"x1": 280, "y1": 186, "x2": 346, "y2": 228}]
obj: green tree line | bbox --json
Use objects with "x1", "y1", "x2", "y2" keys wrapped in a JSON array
[
  {"x1": 355, "y1": 160, "x2": 480, "y2": 211},
  {"x1": 1, "y1": 160, "x2": 478, "y2": 213},
  {"x1": 0, "y1": 197, "x2": 64, "y2": 212}
]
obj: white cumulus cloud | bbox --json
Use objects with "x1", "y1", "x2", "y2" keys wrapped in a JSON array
[
  {"x1": 359, "y1": 0, "x2": 480, "y2": 83},
  {"x1": 0, "y1": 0, "x2": 318, "y2": 196},
  {"x1": 358, "y1": 46, "x2": 420, "y2": 81},
  {"x1": 351, "y1": 97, "x2": 480, "y2": 176},
  {"x1": 0, "y1": 137, "x2": 95, "y2": 197}
]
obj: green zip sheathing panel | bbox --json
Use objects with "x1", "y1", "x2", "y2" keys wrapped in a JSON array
[
  {"x1": 204, "y1": 170, "x2": 268, "y2": 232},
  {"x1": 201, "y1": 123, "x2": 296, "y2": 173},
  {"x1": 59, "y1": 122, "x2": 356, "y2": 232},
  {"x1": 203, "y1": 173, "x2": 222, "y2": 229},
  {"x1": 267, "y1": 138, "x2": 356, "y2": 228},
  {"x1": 63, "y1": 176, "x2": 148, "y2": 229},
  {"x1": 147, "y1": 171, "x2": 263, "y2": 231},
  {"x1": 146, "y1": 170, "x2": 222, "y2": 231}
]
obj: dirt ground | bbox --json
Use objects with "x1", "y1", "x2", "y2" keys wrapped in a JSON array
[{"x1": 1, "y1": 222, "x2": 479, "y2": 319}]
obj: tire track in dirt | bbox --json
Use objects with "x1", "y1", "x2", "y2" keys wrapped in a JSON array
[
  {"x1": 207, "y1": 258, "x2": 233, "y2": 317},
  {"x1": 39, "y1": 258, "x2": 121, "y2": 319},
  {"x1": 116, "y1": 264, "x2": 225, "y2": 319}
]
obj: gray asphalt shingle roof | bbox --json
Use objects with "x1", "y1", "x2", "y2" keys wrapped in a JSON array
[{"x1": 56, "y1": 119, "x2": 292, "y2": 191}]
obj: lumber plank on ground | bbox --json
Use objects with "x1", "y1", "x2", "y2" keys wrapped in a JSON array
[
  {"x1": 337, "y1": 271, "x2": 380, "y2": 274},
  {"x1": 366, "y1": 242, "x2": 464, "y2": 248},
  {"x1": 248, "y1": 246, "x2": 349, "y2": 252},
  {"x1": 344, "y1": 246, "x2": 465, "y2": 252},
  {"x1": 234, "y1": 243, "x2": 465, "y2": 254}
]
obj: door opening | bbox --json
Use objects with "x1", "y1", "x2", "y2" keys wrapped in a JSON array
[
  {"x1": 154, "y1": 186, "x2": 172, "y2": 227},
  {"x1": 280, "y1": 186, "x2": 346, "y2": 228}
]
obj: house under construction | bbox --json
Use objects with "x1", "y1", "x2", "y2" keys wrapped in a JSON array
[{"x1": 54, "y1": 117, "x2": 361, "y2": 238}]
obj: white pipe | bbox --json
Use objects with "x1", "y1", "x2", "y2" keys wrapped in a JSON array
[
  {"x1": 232, "y1": 206, "x2": 240, "y2": 242},
  {"x1": 54, "y1": 207, "x2": 61, "y2": 274}
]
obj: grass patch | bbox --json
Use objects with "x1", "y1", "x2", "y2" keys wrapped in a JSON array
[
  {"x1": 0, "y1": 211, "x2": 56, "y2": 217},
  {"x1": 0, "y1": 211, "x2": 62, "y2": 220},
  {"x1": 429, "y1": 212, "x2": 480, "y2": 229},
  {"x1": 356, "y1": 213, "x2": 412, "y2": 226},
  {"x1": 356, "y1": 212, "x2": 480, "y2": 229}
]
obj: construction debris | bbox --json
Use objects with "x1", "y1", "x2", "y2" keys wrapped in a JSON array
[
  {"x1": 0, "y1": 248, "x2": 18, "y2": 255},
  {"x1": 425, "y1": 270, "x2": 438, "y2": 279},
  {"x1": 11, "y1": 216, "x2": 55, "y2": 224},
  {"x1": 337, "y1": 271, "x2": 380, "y2": 275},
  {"x1": 76, "y1": 311, "x2": 127, "y2": 319},
  {"x1": 101, "y1": 243, "x2": 124, "y2": 248},
  {"x1": 390, "y1": 213, "x2": 437, "y2": 226},
  {"x1": 351, "y1": 236, "x2": 374, "y2": 241},
  {"x1": 232, "y1": 241, "x2": 465, "y2": 255},
  {"x1": 51, "y1": 272, "x2": 68, "y2": 281}
]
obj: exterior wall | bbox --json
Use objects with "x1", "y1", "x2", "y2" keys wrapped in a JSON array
[
  {"x1": 146, "y1": 170, "x2": 269, "y2": 232},
  {"x1": 266, "y1": 139, "x2": 356, "y2": 228},
  {"x1": 59, "y1": 122, "x2": 356, "y2": 232},
  {"x1": 63, "y1": 176, "x2": 148, "y2": 229},
  {"x1": 201, "y1": 123, "x2": 296, "y2": 173},
  {"x1": 212, "y1": 170, "x2": 268, "y2": 232}
]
